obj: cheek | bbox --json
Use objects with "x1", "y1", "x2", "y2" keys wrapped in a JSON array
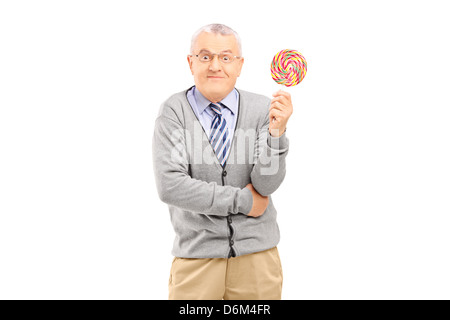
[
  {"x1": 224, "y1": 67, "x2": 240, "y2": 78},
  {"x1": 193, "y1": 68, "x2": 208, "y2": 80}
]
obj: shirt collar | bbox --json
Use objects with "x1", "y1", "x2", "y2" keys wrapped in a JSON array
[{"x1": 193, "y1": 86, "x2": 238, "y2": 115}]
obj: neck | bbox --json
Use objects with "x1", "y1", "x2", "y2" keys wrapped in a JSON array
[{"x1": 196, "y1": 87, "x2": 231, "y2": 104}]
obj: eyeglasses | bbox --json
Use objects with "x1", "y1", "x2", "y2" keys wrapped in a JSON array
[{"x1": 189, "y1": 52, "x2": 241, "y2": 64}]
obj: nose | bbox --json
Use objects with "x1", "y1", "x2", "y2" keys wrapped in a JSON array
[{"x1": 209, "y1": 55, "x2": 222, "y2": 72}]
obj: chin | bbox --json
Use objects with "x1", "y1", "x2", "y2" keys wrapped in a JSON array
[
  {"x1": 204, "y1": 83, "x2": 227, "y2": 91},
  {"x1": 197, "y1": 82, "x2": 234, "y2": 100}
]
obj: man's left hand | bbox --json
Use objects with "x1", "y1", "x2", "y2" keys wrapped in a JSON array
[{"x1": 269, "y1": 90, "x2": 293, "y2": 137}]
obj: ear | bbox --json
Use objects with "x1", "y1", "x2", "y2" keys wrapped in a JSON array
[
  {"x1": 237, "y1": 57, "x2": 244, "y2": 77},
  {"x1": 187, "y1": 55, "x2": 194, "y2": 75}
]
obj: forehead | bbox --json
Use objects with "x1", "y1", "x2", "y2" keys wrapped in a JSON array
[{"x1": 193, "y1": 32, "x2": 239, "y2": 53}]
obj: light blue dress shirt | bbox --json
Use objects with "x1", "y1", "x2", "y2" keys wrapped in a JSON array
[{"x1": 186, "y1": 86, "x2": 238, "y2": 145}]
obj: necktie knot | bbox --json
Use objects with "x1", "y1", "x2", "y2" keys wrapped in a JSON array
[{"x1": 209, "y1": 103, "x2": 223, "y2": 115}]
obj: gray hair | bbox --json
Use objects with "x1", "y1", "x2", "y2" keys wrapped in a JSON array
[{"x1": 190, "y1": 23, "x2": 242, "y2": 56}]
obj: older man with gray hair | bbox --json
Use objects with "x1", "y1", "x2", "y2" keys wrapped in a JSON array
[{"x1": 152, "y1": 23, "x2": 293, "y2": 300}]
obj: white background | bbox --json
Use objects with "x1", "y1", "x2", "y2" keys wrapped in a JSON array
[{"x1": 1, "y1": 0, "x2": 449, "y2": 299}]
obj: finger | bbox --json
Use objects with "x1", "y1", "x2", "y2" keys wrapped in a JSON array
[
  {"x1": 271, "y1": 98, "x2": 291, "y2": 112},
  {"x1": 271, "y1": 103, "x2": 293, "y2": 117},
  {"x1": 270, "y1": 107, "x2": 282, "y2": 115},
  {"x1": 270, "y1": 103, "x2": 284, "y2": 113},
  {"x1": 271, "y1": 95, "x2": 290, "y2": 105},
  {"x1": 270, "y1": 100, "x2": 285, "y2": 107},
  {"x1": 272, "y1": 90, "x2": 291, "y2": 100},
  {"x1": 270, "y1": 109, "x2": 283, "y2": 120},
  {"x1": 272, "y1": 91, "x2": 292, "y2": 104},
  {"x1": 270, "y1": 100, "x2": 287, "y2": 111}
]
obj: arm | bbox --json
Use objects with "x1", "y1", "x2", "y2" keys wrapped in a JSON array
[
  {"x1": 152, "y1": 114, "x2": 253, "y2": 217},
  {"x1": 250, "y1": 115, "x2": 289, "y2": 196},
  {"x1": 250, "y1": 91, "x2": 291, "y2": 196}
]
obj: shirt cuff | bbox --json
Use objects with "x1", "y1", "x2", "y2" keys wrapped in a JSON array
[{"x1": 235, "y1": 187, "x2": 253, "y2": 215}]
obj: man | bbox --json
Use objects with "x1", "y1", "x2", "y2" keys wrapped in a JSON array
[{"x1": 152, "y1": 23, "x2": 293, "y2": 300}]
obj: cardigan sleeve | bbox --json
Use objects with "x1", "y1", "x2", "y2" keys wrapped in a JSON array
[
  {"x1": 152, "y1": 114, "x2": 253, "y2": 216},
  {"x1": 250, "y1": 107, "x2": 289, "y2": 196}
]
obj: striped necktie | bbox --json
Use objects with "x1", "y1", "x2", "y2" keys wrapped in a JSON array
[{"x1": 209, "y1": 103, "x2": 231, "y2": 167}]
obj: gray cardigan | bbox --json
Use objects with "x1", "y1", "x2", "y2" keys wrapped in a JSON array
[{"x1": 152, "y1": 86, "x2": 289, "y2": 258}]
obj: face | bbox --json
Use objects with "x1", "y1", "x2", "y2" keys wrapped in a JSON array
[{"x1": 188, "y1": 32, "x2": 244, "y2": 103}]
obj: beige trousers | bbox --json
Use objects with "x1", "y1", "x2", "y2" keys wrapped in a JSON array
[{"x1": 168, "y1": 247, "x2": 283, "y2": 300}]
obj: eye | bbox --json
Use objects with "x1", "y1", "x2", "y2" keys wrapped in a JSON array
[
  {"x1": 222, "y1": 55, "x2": 232, "y2": 62},
  {"x1": 200, "y1": 55, "x2": 210, "y2": 61}
]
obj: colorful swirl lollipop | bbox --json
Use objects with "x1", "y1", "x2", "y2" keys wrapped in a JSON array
[{"x1": 271, "y1": 49, "x2": 307, "y2": 87}]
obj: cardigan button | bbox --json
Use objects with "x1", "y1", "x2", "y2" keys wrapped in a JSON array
[{"x1": 222, "y1": 170, "x2": 227, "y2": 177}]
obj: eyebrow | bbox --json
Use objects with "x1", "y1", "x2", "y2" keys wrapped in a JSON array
[{"x1": 198, "y1": 49, "x2": 233, "y2": 54}]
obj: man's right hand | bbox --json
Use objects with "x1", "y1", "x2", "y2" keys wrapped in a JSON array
[{"x1": 245, "y1": 183, "x2": 269, "y2": 217}]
